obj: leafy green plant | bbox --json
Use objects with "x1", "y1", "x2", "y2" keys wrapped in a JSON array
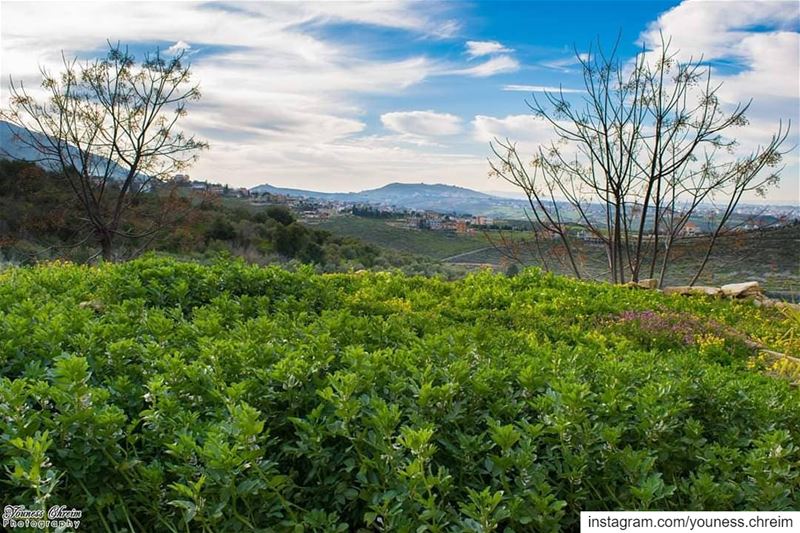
[{"x1": 0, "y1": 257, "x2": 797, "y2": 531}]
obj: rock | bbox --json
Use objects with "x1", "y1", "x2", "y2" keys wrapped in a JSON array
[
  {"x1": 720, "y1": 281, "x2": 761, "y2": 298},
  {"x1": 662, "y1": 286, "x2": 688, "y2": 295},
  {"x1": 775, "y1": 301, "x2": 800, "y2": 312},
  {"x1": 697, "y1": 286, "x2": 723, "y2": 296},
  {"x1": 663, "y1": 286, "x2": 721, "y2": 297},
  {"x1": 624, "y1": 279, "x2": 656, "y2": 289},
  {"x1": 636, "y1": 278, "x2": 658, "y2": 289}
]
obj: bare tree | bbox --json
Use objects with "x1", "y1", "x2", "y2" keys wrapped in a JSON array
[
  {"x1": 1, "y1": 42, "x2": 208, "y2": 261},
  {"x1": 489, "y1": 35, "x2": 790, "y2": 286}
]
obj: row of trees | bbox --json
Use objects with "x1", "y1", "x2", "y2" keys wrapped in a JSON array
[{"x1": 489, "y1": 35, "x2": 790, "y2": 286}]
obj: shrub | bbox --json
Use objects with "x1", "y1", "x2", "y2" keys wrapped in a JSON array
[
  {"x1": 204, "y1": 216, "x2": 236, "y2": 243},
  {"x1": 0, "y1": 258, "x2": 797, "y2": 531},
  {"x1": 265, "y1": 205, "x2": 296, "y2": 226}
]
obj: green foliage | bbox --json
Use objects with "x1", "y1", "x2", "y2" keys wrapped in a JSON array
[
  {"x1": 205, "y1": 216, "x2": 237, "y2": 242},
  {"x1": 0, "y1": 160, "x2": 456, "y2": 274},
  {"x1": 0, "y1": 257, "x2": 797, "y2": 531},
  {"x1": 0, "y1": 159, "x2": 83, "y2": 245},
  {"x1": 505, "y1": 263, "x2": 520, "y2": 278},
  {"x1": 265, "y1": 205, "x2": 296, "y2": 226}
]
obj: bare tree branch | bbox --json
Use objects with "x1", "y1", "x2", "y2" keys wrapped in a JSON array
[{"x1": 1, "y1": 42, "x2": 208, "y2": 261}]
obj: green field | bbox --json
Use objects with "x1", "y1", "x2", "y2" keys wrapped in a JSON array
[
  {"x1": 1, "y1": 257, "x2": 798, "y2": 531},
  {"x1": 314, "y1": 216, "x2": 493, "y2": 259},
  {"x1": 451, "y1": 226, "x2": 800, "y2": 295},
  {"x1": 317, "y1": 215, "x2": 800, "y2": 295}
]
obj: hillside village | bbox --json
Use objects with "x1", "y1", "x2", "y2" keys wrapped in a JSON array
[
  {"x1": 173, "y1": 174, "x2": 800, "y2": 241},
  {"x1": 175, "y1": 174, "x2": 502, "y2": 233}
]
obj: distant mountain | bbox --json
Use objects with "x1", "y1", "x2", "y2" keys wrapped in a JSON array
[
  {"x1": 249, "y1": 183, "x2": 346, "y2": 201},
  {"x1": 250, "y1": 181, "x2": 526, "y2": 215},
  {"x1": 0, "y1": 120, "x2": 56, "y2": 164},
  {"x1": 0, "y1": 120, "x2": 131, "y2": 181}
]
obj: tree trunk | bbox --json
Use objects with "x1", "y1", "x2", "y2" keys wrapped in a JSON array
[
  {"x1": 657, "y1": 233, "x2": 675, "y2": 288},
  {"x1": 648, "y1": 177, "x2": 663, "y2": 279},
  {"x1": 99, "y1": 231, "x2": 114, "y2": 262},
  {"x1": 614, "y1": 201, "x2": 625, "y2": 283}
]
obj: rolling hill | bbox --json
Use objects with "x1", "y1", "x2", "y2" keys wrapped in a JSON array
[
  {"x1": 250, "y1": 181, "x2": 528, "y2": 215},
  {"x1": 0, "y1": 120, "x2": 58, "y2": 164}
]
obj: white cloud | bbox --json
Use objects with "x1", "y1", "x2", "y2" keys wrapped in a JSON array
[
  {"x1": 0, "y1": 1, "x2": 498, "y2": 192},
  {"x1": 454, "y1": 39, "x2": 519, "y2": 77},
  {"x1": 640, "y1": 0, "x2": 799, "y2": 101},
  {"x1": 640, "y1": 0, "x2": 799, "y2": 204},
  {"x1": 280, "y1": 1, "x2": 460, "y2": 38},
  {"x1": 381, "y1": 110, "x2": 463, "y2": 137},
  {"x1": 189, "y1": 136, "x2": 488, "y2": 191},
  {"x1": 539, "y1": 52, "x2": 590, "y2": 72},
  {"x1": 0, "y1": 2, "x2": 447, "y2": 161},
  {"x1": 166, "y1": 40, "x2": 191, "y2": 55},
  {"x1": 2, "y1": 1, "x2": 795, "y2": 203},
  {"x1": 472, "y1": 114, "x2": 558, "y2": 149},
  {"x1": 503, "y1": 85, "x2": 584, "y2": 93},
  {"x1": 451, "y1": 55, "x2": 520, "y2": 77},
  {"x1": 465, "y1": 40, "x2": 512, "y2": 58}
]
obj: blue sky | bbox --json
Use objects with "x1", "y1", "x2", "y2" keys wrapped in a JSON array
[{"x1": 1, "y1": 0, "x2": 798, "y2": 203}]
